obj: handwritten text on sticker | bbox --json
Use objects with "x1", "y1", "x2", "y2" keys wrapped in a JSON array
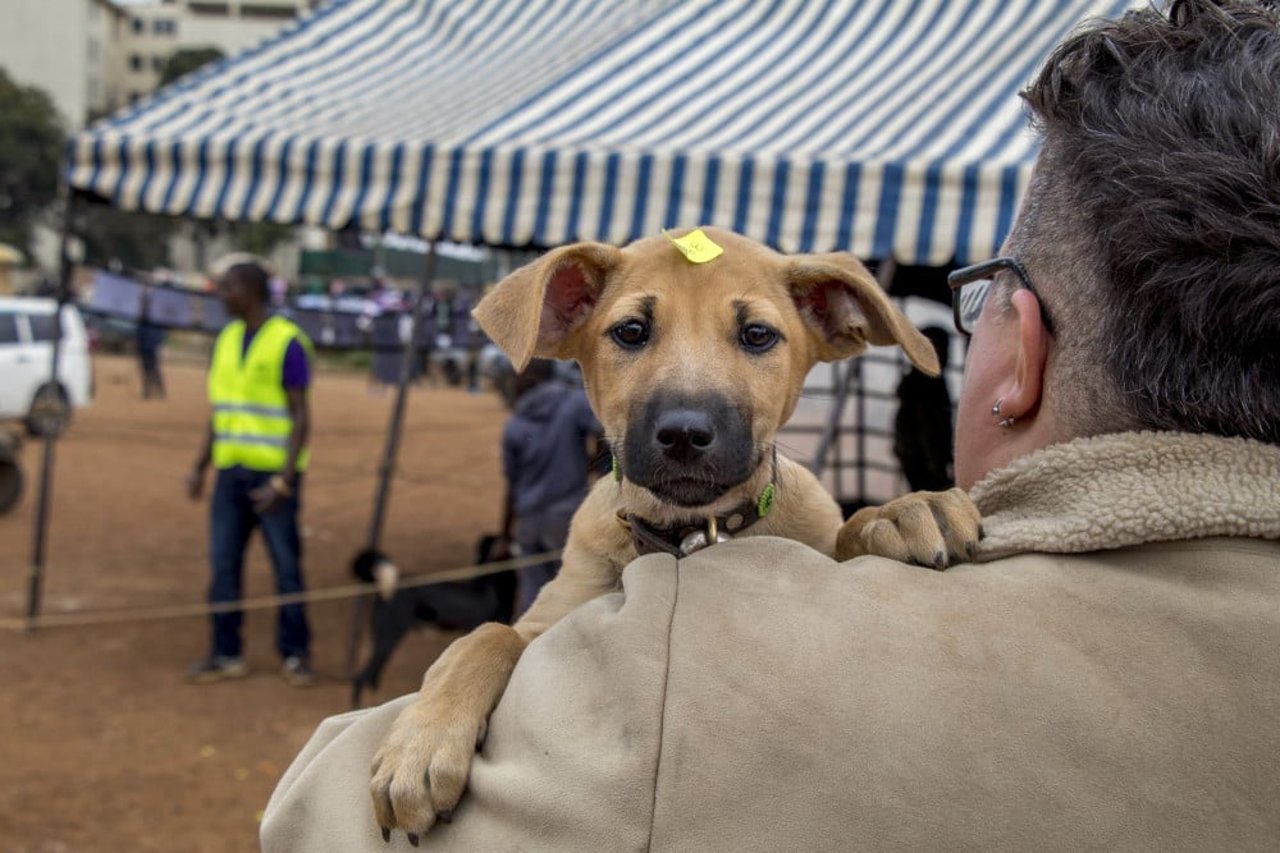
[{"x1": 663, "y1": 228, "x2": 724, "y2": 264}]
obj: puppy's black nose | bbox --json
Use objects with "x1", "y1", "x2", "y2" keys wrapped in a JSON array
[{"x1": 654, "y1": 410, "x2": 716, "y2": 463}]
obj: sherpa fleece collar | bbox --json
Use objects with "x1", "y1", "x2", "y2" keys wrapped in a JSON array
[{"x1": 971, "y1": 431, "x2": 1280, "y2": 559}]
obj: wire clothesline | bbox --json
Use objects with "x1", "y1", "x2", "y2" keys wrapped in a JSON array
[{"x1": 2, "y1": 549, "x2": 560, "y2": 632}]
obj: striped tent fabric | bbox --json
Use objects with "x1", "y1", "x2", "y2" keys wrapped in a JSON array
[{"x1": 68, "y1": 0, "x2": 1138, "y2": 264}]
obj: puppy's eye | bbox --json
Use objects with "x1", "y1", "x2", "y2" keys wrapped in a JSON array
[
  {"x1": 610, "y1": 319, "x2": 650, "y2": 350},
  {"x1": 740, "y1": 323, "x2": 780, "y2": 353}
]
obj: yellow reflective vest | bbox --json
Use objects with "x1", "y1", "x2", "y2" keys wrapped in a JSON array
[{"x1": 207, "y1": 316, "x2": 312, "y2": 472}]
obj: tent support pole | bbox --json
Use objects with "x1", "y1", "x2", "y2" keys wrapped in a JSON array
[
  {"x1": 26, "y1": 189, "x2": 77, "y2": 630},
  {"x1": 347, "y1": 239, "x2": 438, "y2": 680},
  {"x1": 366, "y1": 241, "x2": 437, "y2": 549}
]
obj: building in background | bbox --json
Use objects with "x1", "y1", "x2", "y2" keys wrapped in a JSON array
[
  {"x1": 0, "y1": 0, "x2": 317, "y2": 128},
  {"x1": 122, "y1": 0, "x2": 318, "y2": 104},
  {"x1": 0, "y1": 0, "x2": 130, "y2": 130},
  {"x1": 1, "y1": 0, "x2": 320, "y2": 279}
]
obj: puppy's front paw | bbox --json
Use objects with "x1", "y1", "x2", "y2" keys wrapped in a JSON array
[
  {"x1": 369, "y1": 696, "x2": 484, "y2": 843},
  {"x1": 836, "y1": 487, "x2": 981, "y2": 568}
]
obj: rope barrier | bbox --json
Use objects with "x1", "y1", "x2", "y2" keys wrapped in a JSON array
[{"x1": 1, "y1": 550, "x2": 561, "y2": 632}]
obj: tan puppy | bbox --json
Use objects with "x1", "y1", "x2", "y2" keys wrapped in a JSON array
[{"x1": 370, "y1": 228, "x2": 980, "y2": 842}]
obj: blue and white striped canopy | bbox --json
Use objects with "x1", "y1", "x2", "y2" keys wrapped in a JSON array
[{"x1": 68, "y1": 0, "x2": 1137, "y2": 264}]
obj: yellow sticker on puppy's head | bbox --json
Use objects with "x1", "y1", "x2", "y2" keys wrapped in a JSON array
[{"x1": 663, "y1": 228, "x2": 724, "y2": 264}]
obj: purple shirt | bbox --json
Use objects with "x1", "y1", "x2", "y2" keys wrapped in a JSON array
[{"x1": 242, "y1": 329, "x2": 311, "y2": 390}]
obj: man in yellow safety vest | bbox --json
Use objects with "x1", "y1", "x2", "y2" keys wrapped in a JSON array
[{"x1": 185, "y1": 261, "x2": 315, "y2": 687}]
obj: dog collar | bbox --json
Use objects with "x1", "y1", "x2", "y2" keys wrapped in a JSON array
[{"x1": 615, "y1": 449, "x2": 778, "y2": 558}]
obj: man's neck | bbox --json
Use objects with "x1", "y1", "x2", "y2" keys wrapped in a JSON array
[{"x1": 242, "y1": 306, "x2": 269, "y2": 332}]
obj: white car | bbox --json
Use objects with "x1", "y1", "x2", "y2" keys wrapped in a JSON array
[{"x1": 0, "y1": 298, "x2": 92, "y2": 435}]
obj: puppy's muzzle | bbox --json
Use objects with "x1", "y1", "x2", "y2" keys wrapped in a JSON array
[{"x1": 623, "y1": 391, "x2": 755, "y2": 507}]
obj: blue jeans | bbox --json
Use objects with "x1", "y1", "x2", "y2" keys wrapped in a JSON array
[{"x1": 209, "y1": 467, "x2": 310, "y2": 660}]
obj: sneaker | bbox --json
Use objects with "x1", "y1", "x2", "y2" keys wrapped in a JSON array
[
  {"x1": 186, "y1": 655, "x2": 249, "y2": 684},
  {"x1": 281, "y1": 656, "x2": 315, "y2": 687}
]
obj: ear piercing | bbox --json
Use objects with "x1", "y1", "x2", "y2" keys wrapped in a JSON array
[{"x1": 992, "y1": 399, "x2": 1016, "y2": 429}]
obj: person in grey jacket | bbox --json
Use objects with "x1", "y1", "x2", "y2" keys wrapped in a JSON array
[{"x1": 495, "y1": 359, "x2": 602, "y2": 614}]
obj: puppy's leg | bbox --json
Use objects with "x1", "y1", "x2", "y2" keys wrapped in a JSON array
[
  {"x1": 836, "y1": 488, "x2": 981, "y2": 568},
  {"x1": 369, "y1": 538, "x2": 619, "y2": 840},
  {"x1": 370, "y1": 621, "x2": 525, "y2": 840}
]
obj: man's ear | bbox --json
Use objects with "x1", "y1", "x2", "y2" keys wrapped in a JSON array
[
  {"x1": 472, "y1": 242, "x2": 622, "y2": 371},
  {"x1": 993, "y1": 288, "x2": 1049, "y2": 421},
  {"x1": 786, "y1": 253, "x2": 940, "y2": 376}
]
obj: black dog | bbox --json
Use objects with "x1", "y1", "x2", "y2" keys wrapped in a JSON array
[{"x1": 350, "y1": 535, "x2": 517, "y2": 708}]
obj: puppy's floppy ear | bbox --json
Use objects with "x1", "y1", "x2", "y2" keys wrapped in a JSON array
[
  {"x1": 473, "y1": 242, "x2": 622, "y2": 371},
  {"x1": 787, "y1": 253, "x2": 940, "y2": 376}
]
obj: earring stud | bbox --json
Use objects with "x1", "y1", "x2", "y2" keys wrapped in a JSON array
[{"x1": 993, "y1": 398, "x2": 1015, "y2": 428}]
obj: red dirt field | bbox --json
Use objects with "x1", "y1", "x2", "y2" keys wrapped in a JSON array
[{"x1": 0, "y1": 354, "x2": 508, "y2": 851}]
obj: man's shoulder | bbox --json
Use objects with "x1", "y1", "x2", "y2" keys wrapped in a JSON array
[
  {"x1": 283, "y1": 337, "x2": 310, "y2": 361},
  {"x1": 213, "y1": 319, "x2": 244, "y2": 343},
  {"x1": 271, "y1": 316, "x2": 312, "y2": 348}
]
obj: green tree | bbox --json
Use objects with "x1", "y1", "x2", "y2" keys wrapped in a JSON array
[
  {"x1": 0, "y1": 68, "x2": 63, "y2": 255},
  {"x1": 0, "y1": 51, "x2": 292, "y2": 276},
  {"x1": 159, "y1": 47, "x2": 226, "y2": 87},
  {"x1": 79, "y1": 206, "x2": 177, "y2": 271},
  {"x1": 227, "y1": 219, "x2": 295, "y2": 256}
]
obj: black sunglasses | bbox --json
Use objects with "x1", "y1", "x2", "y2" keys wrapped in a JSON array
[{"x1": 947, "y1": 257, "x2": 1054, "y2": 337}]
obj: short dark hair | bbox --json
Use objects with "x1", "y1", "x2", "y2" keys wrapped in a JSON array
[
  {"x1": 224, "y1": 262, "x2": 270, "y2": 303},
  {"x1": 1021, "y1": 0, "x2": 1280, "y2": 444}
]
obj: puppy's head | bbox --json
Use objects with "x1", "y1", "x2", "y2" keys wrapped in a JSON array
[
  {"x1": 475, "y1": 228, "x2": 937, "y2": 509},
  {"x1": 351, "y1": 547, "x2": 399, "y2": 601}
]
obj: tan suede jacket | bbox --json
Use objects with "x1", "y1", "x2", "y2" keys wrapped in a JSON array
[{"x1": 263, "y1": 431, "x2": 1280, "y2": 851}]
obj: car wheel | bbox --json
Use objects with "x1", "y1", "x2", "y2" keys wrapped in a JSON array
[
  {"x1": 0, "y1": 432, "x2": 21, "y2": 514},
  {"x1": 25, "y1": 383, "x2": 71, "y2": 438},
  {"x1": 0, "y1": 454, "x2": 22, "y2": 514}
]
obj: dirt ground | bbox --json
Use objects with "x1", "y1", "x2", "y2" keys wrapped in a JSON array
[{"x1": 0, "y1": 354, "x2": 509, "y2": 852}]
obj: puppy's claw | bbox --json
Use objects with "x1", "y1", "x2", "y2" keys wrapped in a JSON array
[
  {"x1": 381, "y1": 827, "x2": 391, "y2": 843},
  {"x1": 407, "y1": 833, "x2": 420, "y2": 847},
  {"x1": 438, "y1": 809, "x2": 454, "y2": 824},
  {"x1": 966, "y1": 542, "x2": 977, "y2": 561},
  {"x1": 932, "y1": 550, "x2": 946, "y2": 571}
]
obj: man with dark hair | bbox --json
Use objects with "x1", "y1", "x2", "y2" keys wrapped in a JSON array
[
  {"x1": 964, "y1": 0, "x2": 1280, "y2": 459},
  {"x1": 263, "y1": 3, "x2": 1280, "y2": 847},
  {"x1": 186, "y1": 261, "x2": 316, "y2": 686}
]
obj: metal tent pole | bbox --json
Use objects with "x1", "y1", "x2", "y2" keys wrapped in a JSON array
[
  {"x1": 367, "y1": 240, "x2": 438, "y2": 548},
  {"x1": 345, "y1": 240, "x2": 439, "y2": 680},
  {"x1": 26, "y1": 189, "x2": 77, "y2": 630}
]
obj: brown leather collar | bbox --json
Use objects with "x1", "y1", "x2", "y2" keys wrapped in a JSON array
[
  {"x1": 615, "y1": 448, "x2": 778, "y2": 558},
  {"x1": 618, "y1": 501, "x2": 767, "y2": 557}
]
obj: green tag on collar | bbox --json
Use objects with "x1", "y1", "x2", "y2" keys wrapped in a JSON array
[
  {"x1": 757, "y1": 482, "x2": 776, "y2": 518},
  {"x1": 612, "y1": 455, "x2": 622, "y2": 482}
]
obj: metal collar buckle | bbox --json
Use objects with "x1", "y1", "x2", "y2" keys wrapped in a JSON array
[{"x1": 678, "y1": 515, "x2": 731, "y2": 556}]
